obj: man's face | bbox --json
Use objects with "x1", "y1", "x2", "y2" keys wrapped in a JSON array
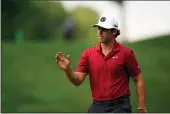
[{"x1": 97, "y1": 26, "x2": 117, "y2": 43}]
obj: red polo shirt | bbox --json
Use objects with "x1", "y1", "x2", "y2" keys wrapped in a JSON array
[{"x1": 76, "y1": 40, "x2": 141, "y2": 101}]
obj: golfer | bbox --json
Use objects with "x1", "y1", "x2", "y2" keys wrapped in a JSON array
[{"x1": 55, "y1": 13, "x2": 147, "y2": 113}]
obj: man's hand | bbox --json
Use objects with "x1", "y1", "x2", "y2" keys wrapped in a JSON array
[
  {"x1": 55, "y1": 52, "x2": 87, "y2": 86},
  {"x1": 55, "y1": 52, "x2": 70, "y2": 71}
]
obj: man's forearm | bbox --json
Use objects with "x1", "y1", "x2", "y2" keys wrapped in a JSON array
[
  {"x1": 135, "y1": 77, "x2": 146, "y2": 108},
  {"x1": 64, "y1": 67, "x2": 82, "y2": 86}
]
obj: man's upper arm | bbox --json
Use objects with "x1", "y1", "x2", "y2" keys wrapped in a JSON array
[
  {"x1": 125, "y1": 49, "x2": 141, "y2": 78},
  {"x1": 132, "y1": 72, "x2": 143, "y2": 82},
  {"x1": 76, "y1": 50, "x2": 89, "y2": 75}
]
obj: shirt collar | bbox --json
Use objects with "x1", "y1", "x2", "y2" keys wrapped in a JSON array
[{"x1": 96, "y1": 40, "x2": 120, "y2": 53}]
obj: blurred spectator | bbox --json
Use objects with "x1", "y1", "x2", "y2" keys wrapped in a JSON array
[
  {"x1": 14, "y1": 29, "x2": 24, "y2": 44},
  {"x1": 62, "y1": 17, "x2": 76, "y2": 40}
]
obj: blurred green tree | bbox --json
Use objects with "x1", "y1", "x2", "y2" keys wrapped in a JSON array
[
  {"x1": 2, "y1": 1, "x2": 69, "y2": 41},
  {"x1": 23, "y1": 1, "x2": 69, "y2": 41},
  {"x1": 70, "y1": 6, "x2": 99, "y2": 44},
  {"x1": 1, "y1": 0, "x2": 29, "y2": 41}
]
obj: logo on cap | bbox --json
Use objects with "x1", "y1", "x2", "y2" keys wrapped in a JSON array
[
  {"x1": 113, "y1": 24, "x2": 118, "y2": 27},
  {"x1": 100, "y1": 17, "x2": 106, "y2": 22}
]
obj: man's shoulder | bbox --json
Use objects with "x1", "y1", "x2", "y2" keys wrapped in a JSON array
[
  {"x1": 84, "y1": 45, "x2": 97, "y2": 52},
  {"x1": 82, "y1": 45, "x2": 97, "y2": 56},
  {"x1": 119, "y1": 43, "x2": 134, "y2": 54}
]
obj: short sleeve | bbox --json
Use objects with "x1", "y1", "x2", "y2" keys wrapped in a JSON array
[
  {"x1": 76, "y1": 50, "x2": 89, "y2": 73},
  {"x1": 125, "y1": 49, "x2": 141, "y2": 77}
]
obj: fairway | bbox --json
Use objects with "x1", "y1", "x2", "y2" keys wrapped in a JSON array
[{"x1": 2, "y1": 35, "x2": 170, "y2": 113}]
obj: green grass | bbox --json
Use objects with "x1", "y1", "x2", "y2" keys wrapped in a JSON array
[{"x1": 2, "y1": 35, "x2": 170, "y2": 113}]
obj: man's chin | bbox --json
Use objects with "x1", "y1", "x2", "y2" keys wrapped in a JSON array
[
  {"x1": 98, "y1": 39, "x2": 104, "y2": 42},
  {"x1": 99, "y1": 40, "x2": 105, "y2": 43}
]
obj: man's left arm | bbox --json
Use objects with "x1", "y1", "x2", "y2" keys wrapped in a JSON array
[
  {"x1": 132, "y1": 73, "x2": 147, "y2": 113},
  {"x1": 125, "y1": 49, "x2": 147, "y2": 113}
]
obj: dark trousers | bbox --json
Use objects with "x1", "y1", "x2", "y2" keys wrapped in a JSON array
[{"x1": 88, "y1": 96, "x2": 132, "y2": 113}]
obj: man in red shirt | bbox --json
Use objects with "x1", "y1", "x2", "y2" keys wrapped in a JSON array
[{"x1": 55, "y1": 13, "x2": 147, "y2": 113}]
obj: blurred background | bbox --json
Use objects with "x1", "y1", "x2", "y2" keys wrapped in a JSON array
[{"x1": 1, "y1": 0, "x2": 170, "y2": 113}]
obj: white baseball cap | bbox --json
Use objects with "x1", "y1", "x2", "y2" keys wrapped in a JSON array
[{"x1": 92, "y1": 13, "x2": 119, "y2": 30}]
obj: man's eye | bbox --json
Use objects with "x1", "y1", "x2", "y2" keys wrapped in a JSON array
[
  {"x1": 98, "y1": 27, "x2": 108, "y2": 31},
  {"x1": 102, "y1": 28, "x2": 108, "y2": 31}
]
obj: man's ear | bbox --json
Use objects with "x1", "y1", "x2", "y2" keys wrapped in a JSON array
[{"x1": 112, "y1": 29, "x2": 117, "y2": 36}]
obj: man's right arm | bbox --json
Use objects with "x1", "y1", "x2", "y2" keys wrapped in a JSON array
[
  {"x1": 64, "y1": 66, "x2": 87, "y2": 86},
  {"x1": 64, "y1": 50, "x2": 89, "y2": 86}
]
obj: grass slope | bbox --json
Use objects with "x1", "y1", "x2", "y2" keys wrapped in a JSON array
[{"x1": 2, "y1": 35, "x2": 170, "y2": 112}]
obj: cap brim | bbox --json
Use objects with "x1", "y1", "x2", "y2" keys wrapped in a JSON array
[
  {"x1": 92, "y1": 24, "x2": 109, "y2": 29},
  {"x1": 92, "y1": 24, "x2": 117, "y2": 29},
  {"x1": 92, "y1": 24, "x2": 99, "y2": 27}
]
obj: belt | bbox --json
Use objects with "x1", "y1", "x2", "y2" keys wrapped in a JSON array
[{"x1": 93, "y1": 96, "x2": 130, "y2": 106}]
